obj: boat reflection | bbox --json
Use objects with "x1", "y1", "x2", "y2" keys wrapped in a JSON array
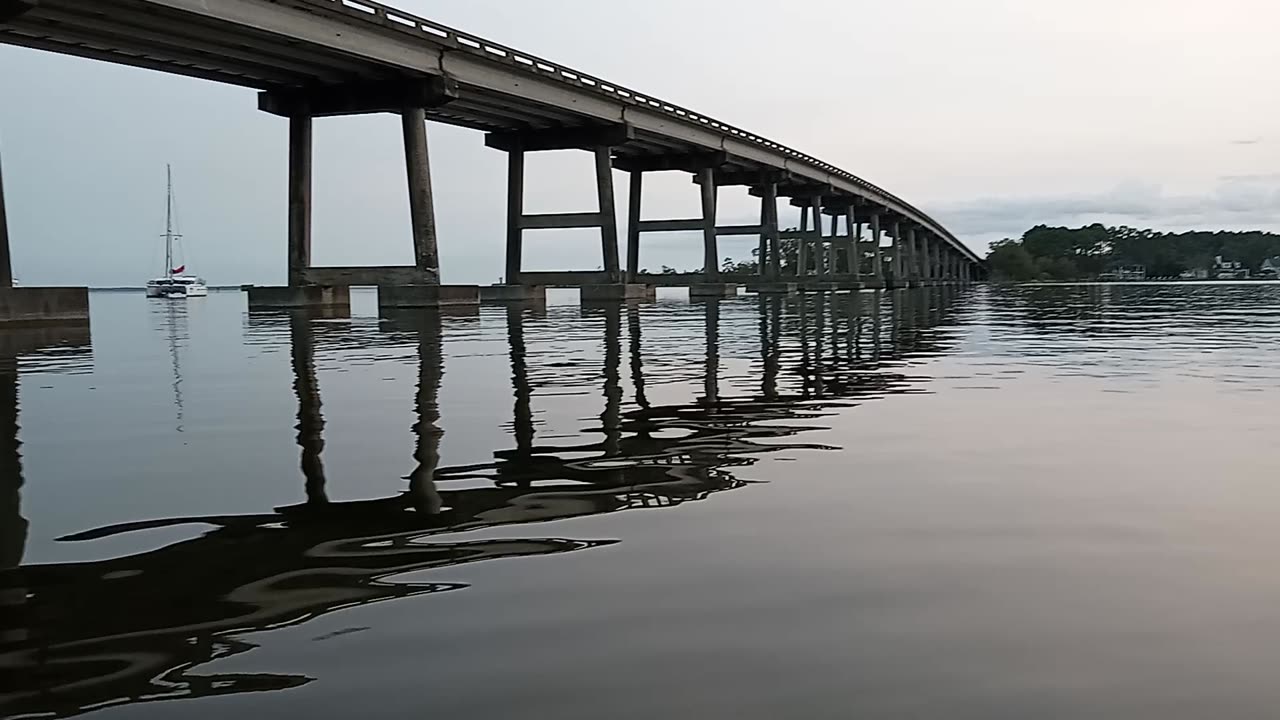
[{"x1": 0, "y1": 287, "x2": 967, "y2": 718}]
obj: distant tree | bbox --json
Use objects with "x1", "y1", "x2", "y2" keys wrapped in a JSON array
[
  {"x1": 989, "y1": 224, "x2": 1280, "y2": 282},
  {"x1": 986, "y1": 239, "x2": 1038, "y2": 280}
]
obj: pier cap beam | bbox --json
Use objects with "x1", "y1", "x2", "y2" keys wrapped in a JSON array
[
  {"x1": 701, "y1": 169, "x2": 791, "y2": 188},
  {"x1": 0, "y1": 0, "x2": 35, "y2": 22},
  {"x1": 259, "y1": 77, "x2": 459, "y2": 117},
  {"x1": 613, "y1": 151, "x2": 728, "y2": 174},
  {"x1": 485, "y1": 123, "x2": 634, "y2": 153}
]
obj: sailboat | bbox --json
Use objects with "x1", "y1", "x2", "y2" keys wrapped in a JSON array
[{"x1": 146, "y1": 165, "x2": 208, "y2": 299}]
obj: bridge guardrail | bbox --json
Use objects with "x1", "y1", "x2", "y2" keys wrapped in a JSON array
[{"x1": 300, "y1": 0, "x2": 978, "y2": 262}]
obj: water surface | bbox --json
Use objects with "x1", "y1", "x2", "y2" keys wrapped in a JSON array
[{"x1": 5, "y1": 284, "x2": 1280, "y2": 719}]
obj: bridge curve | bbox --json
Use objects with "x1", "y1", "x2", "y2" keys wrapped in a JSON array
[{"x1": 1, "y1": 0, "x2": 982, "y2": 296}]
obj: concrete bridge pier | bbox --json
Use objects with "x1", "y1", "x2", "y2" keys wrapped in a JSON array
[
  {"x1": 491, "y1": 125, "x2": 654, "y2": 302},
  {"x1": 928, "y1": 234, "x2": 942, "y2": 286},
  {"x1": 796, "y1": 203, "x2": 811, "y2": 280},
  {"x1": 870, "y1": 213, "x2": 885, "y2": 287},
  {"x1": 627, "y1": 161, "x2": 796, "y2": 296},
  {"x1": 0, "y1": 145, "x2": 90, "y2": 325},
  {"x1": 926, "y1": 229, "x2": 936, "y2": 285},
  {"x1": 846, "y1": 207, "x2": 864, "y2": 287},
  {"x1": 248, "y1": 78, "x2": 478, "y2": 311}
]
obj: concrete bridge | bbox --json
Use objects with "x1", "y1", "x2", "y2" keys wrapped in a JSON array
[{"x1": 0, "y1": 0, "x2": 984, "y2": 320}]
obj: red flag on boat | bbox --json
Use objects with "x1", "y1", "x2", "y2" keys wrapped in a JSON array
[{"x1": 171, "y1": 265, "x2": 185, "y2": 275}]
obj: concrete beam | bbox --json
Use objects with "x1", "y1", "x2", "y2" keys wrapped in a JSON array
[
  {"x1": 259, "y1": 77, "x2": 459, "y2": 117},
  {"x1": 378, "y1": 285, "x2": 480, "y2": 308},
  {"x1": 612, "y1": 151, "x2": 727, "y2": 173},
  {"x1": 777, "y1": 184, "x2": 838, "y2": 201},
  {"x1": 520, "y1": 212, "x2": 607, "y2": 230},
  {"x1": 519, "y1": 270, "x2": 613, "y2": 286},
  {"x1": 580, "y1": 284, "x2": 653, "y2": 302},
  {"x1": 301, "y1": 266, "x2": 431, "y2": 287},
  {"x1": 716, "y1": 224, "x2": 763, "y2": 236},
  {"x1": 709, "y1": 169, "x2": 791, "y2": 187},
  {"x1": 0, "y1": 288, "x2": 90, "y2": 325},
  {"x1": 484, "y1": 123, "x2": 634, "y2": 152},
  {"x1": 480, "y1": 284, "x2": 546, "y2": 303},
  {"x1": 247, "y1": 285, "x2": 350, "y2": 311},
  {"x1": 0, "y1": 0, "x2": 35, "y2": 22},
  {"x1": 689, "y1": 283, "x2": 738, "y2": 298},
  {"x1": 637, "y1": 219, "x2": 702, "y2": 233},
  {"x1": 633, "y1": 272, "x2": 757, "y2": 287},
  {"x1": 378, "y1": 283, "x2": 483, "y2": 304}
]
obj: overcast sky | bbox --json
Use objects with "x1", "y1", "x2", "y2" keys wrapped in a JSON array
[{"x1": 2, "y1": 0, "x2": 1278, "y2": 286}]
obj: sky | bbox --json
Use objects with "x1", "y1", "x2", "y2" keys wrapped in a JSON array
[{"x1": 1, "y1": 0, "x2": 1278, "y2": 286}]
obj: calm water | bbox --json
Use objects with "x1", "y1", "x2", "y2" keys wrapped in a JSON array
[{"x1": 5, "y1": 284, "x2": 1280, "y2": 719}]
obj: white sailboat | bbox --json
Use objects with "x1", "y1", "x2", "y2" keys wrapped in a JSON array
[{"x1": 146, "y1": 165, "x2": 207, "y2": 299}]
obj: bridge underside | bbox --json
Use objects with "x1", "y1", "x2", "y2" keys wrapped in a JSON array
[
  {"x1": 0, "y1": 0, "x2": 771, "y2": 174},
  {"x1": 0, "y1": 0, "x2": 984, "y2": 312}
]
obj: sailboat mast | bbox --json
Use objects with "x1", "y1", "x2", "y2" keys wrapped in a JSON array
[{"x1": 165, "y1": 164, "x2": 174, "y2": 280}]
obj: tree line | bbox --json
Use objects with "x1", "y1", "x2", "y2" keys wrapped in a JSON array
[{"x1": 986, "y1": 225, "x2": 1280, "y2": 280}]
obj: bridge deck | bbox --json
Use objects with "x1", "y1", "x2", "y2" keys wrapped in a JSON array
[{"x1": 0, "y1": 0, "x2": 981, "y2": 265}]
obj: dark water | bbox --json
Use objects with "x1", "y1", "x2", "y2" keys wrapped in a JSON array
[{"x1": 4, "y1": 283, "x2": 1280, "y2": 719}]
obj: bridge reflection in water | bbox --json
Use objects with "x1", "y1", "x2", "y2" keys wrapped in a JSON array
[{"x1": 0, "y1": 288, "x2": 967, "y2": 718}]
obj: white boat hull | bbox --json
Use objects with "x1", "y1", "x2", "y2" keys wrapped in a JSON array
[{"x1": 147, "y1": 276, "x2": 208, "y2": 299}]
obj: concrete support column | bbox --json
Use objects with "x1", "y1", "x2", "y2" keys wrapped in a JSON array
[
  {"x1": 763, "y1": 182, "x2": 781, "y2": 280},
  {"x1": 698, "y1": 167, "x2": 719, "y2": 280},
  {"x1": 922, "y1": 231, "x2": 933, "y2": 283},
  {"x1": 896, "y1": 222, "x2": 909, "y2": 283},
  {"x1": 820, "y1": 212, "x2": 834, "y2": 279},
  {"x1": 797, "y1": 205, "x2": 810, "y2": 277},
  {"x1": 0, "y1": 145, "x2": 10, "y2": 288},
  {"x1": 594, "y1": 146, "x2": 622, "y2": 282},
  {"x1": 287, "y1": 115, "x2": 313, "y2": 286},
  {"x1": 402, "y1": 108, "x2": 439, "y2": 282},
  {"x1": 847, "y1": 209, "x2": 861, "y2": 280},
  {"x1": 626, "y1": 170, "x2": 643, "y2": 282},
  {"x1": 505, "y1": 147, "x2": 525, "y2": 284},
  {"x1": 923, "y1": 233, "x2": 935, "y2": 283},
  {"x1": 893, "y1": 225, "x2": 906, "y2": 283},
  {"x1": 871, "y1": 214, "x2": 883, "y2": 281},
  {"x1": 808, "y1": 198, "x2": 819, "y2": 278},
  {"x1": 756, "y1": 196, "x2": 768, "y2": 278},
  {"x1": 909, "y1": 226, "x2": 922, "y2": 283}
]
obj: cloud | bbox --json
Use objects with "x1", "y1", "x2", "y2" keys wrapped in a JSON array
[{"x1": 929, "y1": 176, "x2": 1280, "y2": 241}]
